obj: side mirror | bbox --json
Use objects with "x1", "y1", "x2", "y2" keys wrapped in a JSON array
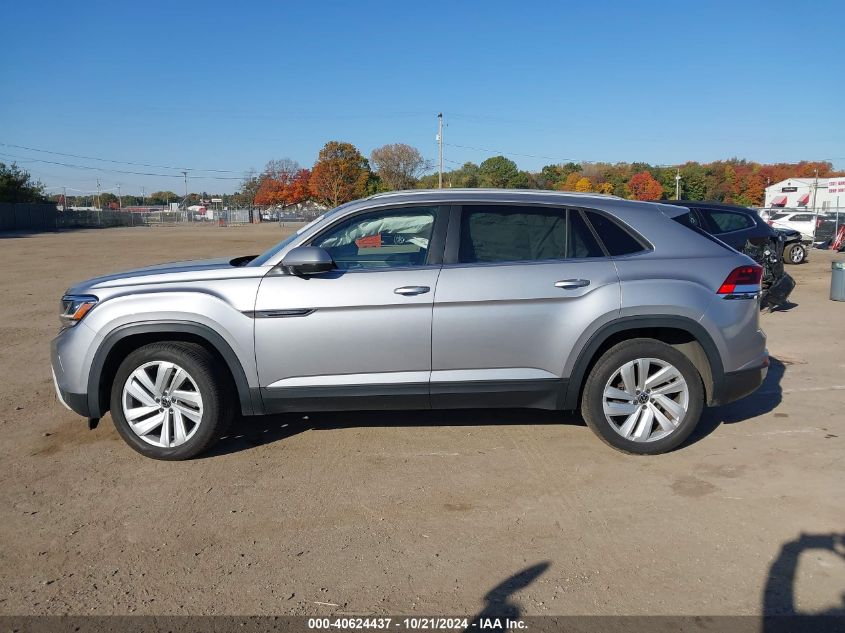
[{"x1": 280, "y1": 246, "x2": 335, "y2": 275}]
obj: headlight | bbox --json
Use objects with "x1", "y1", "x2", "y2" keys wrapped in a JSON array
[{"x1": 60, "y1": 295, "x2": 98, "y2": 328}]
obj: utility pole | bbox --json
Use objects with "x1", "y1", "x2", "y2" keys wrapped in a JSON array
[
  {"x1": 117, "y1": 183, "x2": 122, "y2": 209},
  {"x1": 96, "y1": 179, "x2": 101, "y2": 209},
  {"x1": 675, "y1": 168, "x2": 681, "y2": 200},
  {"x1": 182, "y1": 171, "x2": 189, "y2": 201},
  {"x1": 62, "y1": 186, "x2": 67, "y2": 211},
  {"x1": 437, "y1": 113, "x2": 443, "y2": 189},
  {"x1": 141, "y1": 186, "x2": 146, "y2": 206}
]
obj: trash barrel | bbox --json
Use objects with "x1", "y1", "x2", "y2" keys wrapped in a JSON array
[{"x1": 832, "y1": 261, "x2": 845, "y2": 301}]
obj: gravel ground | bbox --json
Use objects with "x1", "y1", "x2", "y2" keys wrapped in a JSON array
[{"x1": 0, "y1": 224, "x2": 842, "y2": 617}]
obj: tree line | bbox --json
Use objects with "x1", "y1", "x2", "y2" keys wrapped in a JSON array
[
  {"x1": 243, "y1": 142, "x2": 844, "y2": 210},
  {"x1": 4, "y1": 148, "x2": 843, "y2": 209}
]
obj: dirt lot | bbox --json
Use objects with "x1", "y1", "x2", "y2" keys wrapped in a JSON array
[{"x1": 0, "y1": 224, "x2": 842, "y2": 617}]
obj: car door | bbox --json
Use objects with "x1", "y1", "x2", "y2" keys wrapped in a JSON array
[
  {"x1": 695, "y1": 208, "x2": 758, "y2": 249},
  {"x1": 253, "y1": 204, "x2": 448, "y2": 412},
  {"x1": 430, "y1": 203, "x2": 621, "y2": 409}
]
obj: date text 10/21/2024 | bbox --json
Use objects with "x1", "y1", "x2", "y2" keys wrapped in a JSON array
[{"x1": 307, "y1": 617, "x2": 528, "y2": 630}]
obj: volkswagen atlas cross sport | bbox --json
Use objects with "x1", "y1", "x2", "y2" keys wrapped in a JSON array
[{"x1": 51, "y1": 190, "x2": 768, "y2": 460}]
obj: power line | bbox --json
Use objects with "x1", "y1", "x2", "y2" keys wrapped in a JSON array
[
  {"x1": 0, "y1": 152, "x2": 244, "y2": 180},
  {"x1": 444, "y1": 142, "x2": 581, "y2": 163},
  {"x1": 0, "y1": 141, "x2": 242, "y2": 173}
]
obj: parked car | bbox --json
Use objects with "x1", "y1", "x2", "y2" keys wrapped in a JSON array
[
  {"x1": 767, "y1": 211, "x2": 821, "y2": 241},
  {"x1": 51, "y1": 190, "x2": 768, "y2": 460},
  {"x1": 661, "y1": 200, "x2": 807, "y2": 265}
]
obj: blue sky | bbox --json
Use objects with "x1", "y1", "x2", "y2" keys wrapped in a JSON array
[{"x1": 2, "y1": 0, "x2": 843, "y2": 195}]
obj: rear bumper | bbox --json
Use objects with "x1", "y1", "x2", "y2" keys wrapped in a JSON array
[{"x1": 712, "y1": 355, "x2": 769, "y2": 406}]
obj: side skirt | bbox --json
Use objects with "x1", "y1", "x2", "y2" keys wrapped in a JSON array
[{"x1": 258, "y1": 379, "x2": 567, "y2": 414}]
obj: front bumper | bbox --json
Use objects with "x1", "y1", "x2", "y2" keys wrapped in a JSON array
[{"x1": 51, "y1": 329, "x2": 93, "y2": 418}]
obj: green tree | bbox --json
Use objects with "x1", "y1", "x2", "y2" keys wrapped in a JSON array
[
  {"x1": 0, "y1": 162, "x2": 45, "y2": 203},
  {"x1": 98, "y1": 192, "x2": 118, "y2": 209},
  {"x1": 479, "y1": 155, "x2": 519, "y2": 188},
  {"x1": 148, "y1": 191, "x2": 179, "y2": 205}
]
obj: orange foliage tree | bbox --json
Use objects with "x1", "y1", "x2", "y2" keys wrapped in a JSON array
[
  {"x1": 309, "y1": 141, "x2": 369, "y2": 206},
  {"x1": 253, "y1": 159, "x2": 312, "y2": 208},
  {"x1": 627, "y1": 171, "x2": 664, "y2": 200}
]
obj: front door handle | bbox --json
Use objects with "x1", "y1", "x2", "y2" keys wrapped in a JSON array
[
  {"x1": 394, "y1": 285, "x2": 431, "y2": 296},
  {"x1": 555, "y1": 279, "x2": 590, "y2": 289}
]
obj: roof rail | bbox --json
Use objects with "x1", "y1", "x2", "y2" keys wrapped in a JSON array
[{"x1": 367, "y1": 188, "x2": 621, "y2": 200}]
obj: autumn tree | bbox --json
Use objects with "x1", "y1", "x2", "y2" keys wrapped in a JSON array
[
  {"x1": 309, "y1": 141, "x2": 369, "y2": 206},
  {"x1": 370, "y1": 143, "x2": 427, "y2": 191},
  {"x1": 627, "y1": 171, "x2": 664, "y2": 200},
  {"x1": 253, "y1": 159, "x2": 312, "y2": 208},
  {"x1": 574, "y1": 177, "x2": 593, "y2": 192},
  {"x1": 557, "y1": 171, "x2": 583, "y2": 191}
]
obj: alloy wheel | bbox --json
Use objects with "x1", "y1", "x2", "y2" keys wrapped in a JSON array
[
  {"x1": 602, "y1": 357, "x2": 689, "y2": 442},
  {"x1": 121, "y1": 361, "x2": 204, "y2": 448}
]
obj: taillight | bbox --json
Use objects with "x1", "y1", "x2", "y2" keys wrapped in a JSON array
[
  {"x1": 767, "y1": 219, "x2": 773, "y2": 226},
  {"x1": 718, "y1": 265, "x2": 763, "y2": 294},
  {"x1": 816, "y1": 217, "x2": 823, "y2": 228}
]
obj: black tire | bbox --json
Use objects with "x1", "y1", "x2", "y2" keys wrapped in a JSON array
[
  {"x1": 783, "y1": 242, "x2": 806, "y2": 265},
  {"x1": 580, "y1": 338, "x2": 704, "y2": 455},
  {"x1": 110, "y1": 342, "x2": 235, "y2": 460}
]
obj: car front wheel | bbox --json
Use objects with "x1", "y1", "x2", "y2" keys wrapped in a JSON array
[
  {"x1": 784, "y1": 242, "x2": 806, "y2": 264},
  {"x1": 580, "y1": 338, "x2": 704, "y2": 455},
  {"x1": 110, "y1": 342, "x2": 234, "y2": 460}
]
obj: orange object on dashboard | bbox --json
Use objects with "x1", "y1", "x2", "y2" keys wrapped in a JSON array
[{"x1": 355, "y1": 234, "x2": 382, "y2": 248}]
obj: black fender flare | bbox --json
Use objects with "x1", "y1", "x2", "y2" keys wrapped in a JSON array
[
  {"x1": 561, "y1": 315, "x2": 725, "y2": 409},
  {"x1": 87, "y1": 321, "x2": 260, "y2": 418}
]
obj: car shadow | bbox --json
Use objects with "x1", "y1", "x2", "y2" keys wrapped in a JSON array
[
  {"x1": 205, "y1": 358, "x2": 785, "y2": 458},
  {"x1": 205, "y1": 408, "x2": 580, "y2": 458},
  {"x1": 684, "y1": 356, "x2": 786, "y2": 447}
]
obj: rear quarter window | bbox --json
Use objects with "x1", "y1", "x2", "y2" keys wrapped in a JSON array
[
  {"x1": 583, "y1": 211, "x2": 645, "y2": 256},
  {"x1": 703, "y1": 210, "x2": 755, "y2": 233}
]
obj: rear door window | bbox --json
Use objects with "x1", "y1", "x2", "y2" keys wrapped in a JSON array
[{"x1": 457, "y1": 205, "x2": 602, "y2": 264}]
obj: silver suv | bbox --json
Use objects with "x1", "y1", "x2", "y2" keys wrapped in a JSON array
[{"x1": 51, "y1": 190, "x2": 768, "y2": 460}]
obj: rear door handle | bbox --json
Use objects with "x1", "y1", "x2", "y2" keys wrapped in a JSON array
[
  {"x1": 394, "y1": 286, "x2": 431, "y2": 296},
  {"x1": 555, "y1": 279, "x2": 590, "y2": 289}
]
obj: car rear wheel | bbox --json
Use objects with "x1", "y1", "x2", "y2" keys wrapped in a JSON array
[
  {"x1": 110, "y1": 342, "x2": 234, "y2": 460},
  {"x1": 580, "y1": 338, "x2": 704, "y2": 455},
  {"x1": 784, "y1": 242, "x2": 806, "y2": 264}
]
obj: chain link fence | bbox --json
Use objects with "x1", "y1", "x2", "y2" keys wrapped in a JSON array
[{"x1": 52, "y1": 208, "x2": 259, "y2": 229}]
